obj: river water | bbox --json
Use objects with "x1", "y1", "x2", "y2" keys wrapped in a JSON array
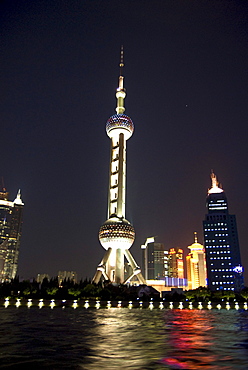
[{"x1": 0, "y1": 307, "x2": 248, "y2": 369}]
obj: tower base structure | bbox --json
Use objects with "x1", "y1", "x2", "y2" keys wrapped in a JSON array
[
  {"x1": 92, "y1": 217, "x2": 146, "y2": 285},
  {"x1": 92, "y1": 247, "x2": 146, "y2": 285}
]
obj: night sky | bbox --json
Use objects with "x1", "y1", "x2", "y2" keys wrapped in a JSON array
[{"x1": 1, "y1": 0, "x2": 248, "y2": 283}]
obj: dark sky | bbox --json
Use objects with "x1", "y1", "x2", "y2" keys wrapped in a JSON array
[{"x1": 1, "y1": 0, "x2": 248, "y2": 283}]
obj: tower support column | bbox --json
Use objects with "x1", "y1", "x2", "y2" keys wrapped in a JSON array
[{"x1": 115, "y1": 248, "x2": 124, "y2": 284}]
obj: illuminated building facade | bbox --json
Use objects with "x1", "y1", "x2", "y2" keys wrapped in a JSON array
[
  {"x1": 92, "y1": 48, "x2": 145, "y2": 285},
  {"x1": 186, "y1": 232, "x2": 207, "y2": 290},
  {"x1": 203, "y1": 172, "x2": 244, "y2": 291},
  {"x1": 168, "y1": 248, "x2": 184, "y2": 279},
  {"x1": 0, "y1": 188, "x2": 24, "y2": 282},
  {"x1": 141, "y1": 237, "x2": 168, "y2": 280}
]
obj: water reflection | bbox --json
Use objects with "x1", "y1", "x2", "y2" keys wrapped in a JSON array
[
  {"x1": 84, "y1": 309, "x2": 248, "y2": 369},
  {"x1": 0, "y1": 308, "x2": 248, "y2": 369},
  {"x1": 84, "y1": 309, "x2": 165, "y2": 369},
  {"x1": 162, "y1": 310, "x2": 248, "y2": 369}
]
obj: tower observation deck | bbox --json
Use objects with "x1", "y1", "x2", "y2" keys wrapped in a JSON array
[{"x1": 92, "y1": 48, "x2": 146, "y2": 285}]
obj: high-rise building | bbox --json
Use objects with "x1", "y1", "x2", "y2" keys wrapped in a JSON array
[
  {"x1": 36, "y1": 273, "x2": 50, "y2": 283},
  {"x1": 141, "y1": 237, "x2": 168, "y2": 280},
  {"x1": 168, "y1": 248, "x2": 184, "y2": 279},
  {"x1": 166, "y1": 249, "x2": 187, "y2": 288},
  {"x1": 58, "y1": 271, "x2": 77, "y2": 286},
  {"x1": 186, "y1": 232, "x2": 207, "y2": 290},
  {"x1": 92, "y1": 48, "x2": 145, "y2": 285},
  {"x1": 203, "y1": 172, "x2": 244, "y2": 291},
  {"x1": 0, "y1": 188, "x2": 24, "y2": 282}
]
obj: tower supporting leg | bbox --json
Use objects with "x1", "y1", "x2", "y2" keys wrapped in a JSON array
[
  {"x1": 115, "y1": 248, "x2": 124, "y2": 284},
  {"x1": 92, "y1": 248, "x2": 112, "y2": 284},
  {"x1": 124, "y1": 249, "x2": 146, "y2": 284}
]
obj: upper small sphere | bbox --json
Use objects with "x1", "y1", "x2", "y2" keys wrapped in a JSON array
[{"x1": 106, "y1": 114, "x2": 134, "y2": 140}]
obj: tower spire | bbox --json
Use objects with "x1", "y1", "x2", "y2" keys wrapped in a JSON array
[
  {"x1": 14, "y1": 189, "x2": 24, "y2": 205},
  {"x1": 208, "y1": 170, "x2": 223, "y2": 194},
  {"x1": 116, "y1": 45, "x2": 126, "y2": 114},
  {"x1": 211, "y1": 170, "x2": 218, "y2": 188},
  {"x1": 1, "y1": 177, "x2": 6, "y2": 192},
  {"x1": 194, "y1": 231, "x2": 198, "y2": 243}
]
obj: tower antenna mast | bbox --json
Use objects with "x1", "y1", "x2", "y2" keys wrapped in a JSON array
[
  {"x1": 116, "y1": 45, "x2": 126, "y2": 114},
  {"x1": 119, "y1": 45, "x2": 124, "y2": 76},
  {"x1": 1, "y1": 177, "x2": 6, "y2": 192}
]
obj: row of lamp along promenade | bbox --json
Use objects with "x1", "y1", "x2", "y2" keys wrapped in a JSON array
[{"x1": 1, "y1": 298, "x2": 248, "y2": 310}]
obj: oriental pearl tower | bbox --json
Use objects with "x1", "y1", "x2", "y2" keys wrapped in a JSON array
[{"x1": 92, "y1": 47, "x2": 146, "y2": 285}]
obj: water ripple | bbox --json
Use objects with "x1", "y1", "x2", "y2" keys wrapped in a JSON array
[{"x1": 0, "y1": 308, "x2": 248, "y2": 369}]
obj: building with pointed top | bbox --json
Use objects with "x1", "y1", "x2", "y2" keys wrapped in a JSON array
[
  {"x1": 203, "y1": 172, "x2": 244, "y2": 291},
  {"x1": 92, "y1": 48, "x2": 146, "y2": 285},
  {"x1": 0, "y1": 188, "x2": 24, "y2": 282},
  {"x1": 186, "y1": 232, "x2": 207, "y2": 290}
]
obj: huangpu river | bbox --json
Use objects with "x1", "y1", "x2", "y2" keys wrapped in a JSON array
[{"x1": 1, "y1": 304, "x2": 248, "y2": 369}]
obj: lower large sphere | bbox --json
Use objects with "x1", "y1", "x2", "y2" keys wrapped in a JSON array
[{"x1": 99, "y1": 217, "x2": 135, "y2": 250}]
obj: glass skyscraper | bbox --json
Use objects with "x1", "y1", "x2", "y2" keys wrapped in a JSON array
[
  {"x1": 203, "y1": 172, "x2": 243, "y2": 291},
  {"x1": 141, "y1": 237, "x2": 168, "y2": 280},
  {"x1": 0, "y1": 188, "x2": 24, "y2": 282}
]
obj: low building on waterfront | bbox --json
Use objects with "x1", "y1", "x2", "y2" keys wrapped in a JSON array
[{"x1": 145, "y1": 277, "x2": 188, "y2": 296}]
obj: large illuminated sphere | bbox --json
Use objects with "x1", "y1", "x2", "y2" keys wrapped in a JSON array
[
  {"x1": 106, "y1": 114, "x2": 134, "y2": 140},
  {"x1": 99, "y1": 217, "x2": 135, "y2": 250}
]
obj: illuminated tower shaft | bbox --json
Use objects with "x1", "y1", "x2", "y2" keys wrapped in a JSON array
[
  {"x1": 106, "y1": 122, "x2": 126, "y2": 283},
  {"x1": 92, "y1": 49, "x2": 146, "y2": 285},
  {"x1": 108, "y1": 119, "x2": 126, "y2": 218}
]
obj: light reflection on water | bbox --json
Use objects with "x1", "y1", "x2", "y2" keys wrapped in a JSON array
[{"x1": 0, "y1": 308, "x2": 248, "y2": 369}]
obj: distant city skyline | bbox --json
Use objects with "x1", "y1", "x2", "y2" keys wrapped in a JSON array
[{"x1": 1, "y1": 1, "x2": 248, "y2": 284}]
